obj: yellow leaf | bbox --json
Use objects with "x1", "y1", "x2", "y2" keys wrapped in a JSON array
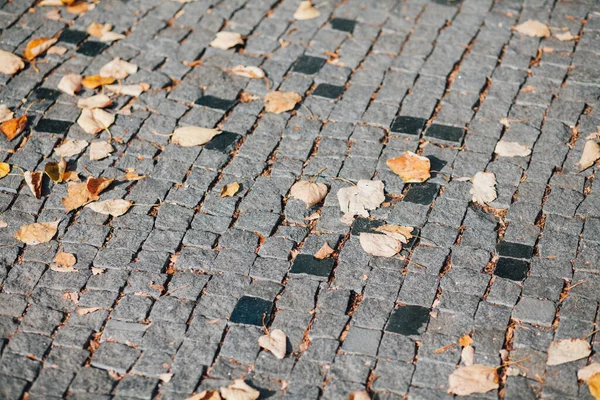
[
  {"x1": 337, "y1": 180, "x2": 385, "y2": 221},
  {"x1": 386, "y1": 151, "x2": 430, "y2": 183},
  {"x1": 587, "y1": 373, "x2": 600, "y2": 400},
  {"x1": 81, "y1": 75, "x2": 115, "y2": 89},
  {"x1": 264, "y1": 91, "x2": 302, "y2": 114},
  {"x1": 66, "y1": 1, "x2": 93, "y2": 14},
  {"x1": 0, "y1": 50, "x2": 25, "y2": 75},
  {"x1": 15, "y1": 221, "x2": 59, "y2": 245},
  {"x1": 0, "y1": 115, "x2": 28, "y2": 141},
  {"x1": 45, "y1": 158, "x2": 67, "y2": 183},
  {"x1": 0, "y1": 162, "x2": 10, "y2": 178},
  {"x1": 87, "y1": 22, "x2": 112, "y2": 38},
  {"x1": 89, "y1": 141, "x2": 113, "y2": 161},
  {"x1": 23, "y1": 37, "x2": 57, "y2": 61},
  {"x1": 220, "y1": 182, "x2": 240, "y2": 197}
]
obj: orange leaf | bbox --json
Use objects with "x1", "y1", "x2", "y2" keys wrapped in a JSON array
[
  {"x1": 23, "y1": 37, "x2": 57, "y2": 61},
  {"x1": 386, "y1": 151, "x2": 430, "y2": 183},
  {"x1": 0, "y1": 115, "x2": 28, "y2": 141},
  {"x1": 81, "y1": 75, "x2": 115, "y2": 89}
]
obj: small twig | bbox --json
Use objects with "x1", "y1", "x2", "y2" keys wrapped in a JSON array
[
  {"x1": 309, "y1": 168, "x2": 327, "y2": 182},
  {"x1": 332, "y1": 177, "x2": 356, "y2": 186}
]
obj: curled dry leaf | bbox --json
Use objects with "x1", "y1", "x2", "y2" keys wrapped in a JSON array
[
  {"x1": 87, "y1": 22, "x2": 112, "y2": 38},
  {"x1": 58, "y1": 73, "x2": 82, "y2": 96},
  {"x1": 359, "y1": 232, "x2": 401, "y2": 257},
  {"x1": 55, "y1": 139, "x2": 88, "y2": 157},
  {"x1": 494, "y1": 141, "x2": 532, "y2": 157},
  {"x1": 264, "y1": 91, "x2": 302, "y2": 114},
  {"x1": 1, "y1": 115, "x2": 28, "y2": 141},
  {"x1": 78, "y1": 108, "x2": 115, "y2": 134},
  {"x1": 89, "y1": 141, "x2": 114, "y2": 161},
  {"x1": 45, "y1": 158, "x2": 67, "y2": 183},
  {"x1": 555, "y1": 31, "x2": 577, "y2": 41},
  {"x1": 290, "y1": 180, "x2": 328, "y2": 207},
  {"x1": 106, "y1": 83, "x2": 150, "y2": 97},
  {"x1": 81, "y1": 75, "x2": 116, "y2": 89},
  {"x1": 77, "y1": 94, "x2": 112, "y2": 109},
  {"x1": 15, "y1": 221, "x2": 59, "y2": 245},
  {"x1": 62, "y1": 177, "x2": 113, "y2": 212},
  {"x1": 23, "y1": 37, "x2": 57, "y2": 61},
  {"x1": 447, "y1": 364, "x2": 499, "y2": 396},
  {"x1": 470, "y1": 172, "x2": 497, "y2": 204},
  {"x1": 52, "y1": 251, "x2": 77, "y2": 272},
  {"x1": 172, "y1": 126, "x2": 221, "y2": 147},
  {"x1": 86, "y1": 199, "x2": 132, "y2": 217},
  {"x1": 386, "y1": 151, "x2": 430, "y2": 183},
  {"x1": 221, "y1": 182, "x2": 240, "y2": 197},
  {"x1": 578, "y1": 140, "x2": 600, "y2": 171},
  {"x1": 210, "y1": 32, "x2": 244, "y2": 50},
  {"x1": 230, "y1": 65, "x2": 265, "y2": 79},
  {"x1": 337, "y1": 180, "x2": 385, "y2": 220},
  {"x1": 258, "y1": 329, "x2": 287, "y2": 359},
  {"x1": 373, "y1": 224, "x2": 413, "y2": 244},
  {"x1": 0, "y1": 105, "x2": 13, "y2": 123},
  {"x1": 24, "y1": 171, "x2": 43, "y2": 198},
  {"x1": 294, "y1": 1, "x2": 320, "y2": 20},
  {"x1": 100, "y1": 57, "x2": 138, "y2": 80},
  {"x1": 0, "y1": 162, "x2": 10, "y2": 178},
  {"x1": 0, "y1": 50, "x2": 24, "y2": 75},
  {"x1": 349, "y1": 392, "x2": 370, "y2": 400},
  {"x1": 314, "y1": 242, "x2": 334, "y2": 259},
  {"x1": 99, "y1": 31, "x2": 126, "y2": 42},
  {"x1": 514, "y1": 19, "x2": 550, "y2": 37},
  {"x1": 220, "y1": 379, "x2": 260, "y2": 400},
  {"x1": 547, "y1": 338, "x2": 591, "y2": 366}
]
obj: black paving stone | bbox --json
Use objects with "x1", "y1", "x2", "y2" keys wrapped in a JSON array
[
  {"x1": 424, "y1": 124, "x2": 465, "y2": 142},
  {"x1": 313, "y1": 84, "x2": 345, "y2": 99},
  {"x1": 402, "y1": 183, "x2": 440, "y2": 205},
  {"x1": 494, "y1": 257, "x2": 530, "y2": 281},
  {"x1": 204, "y1": 131, "x2": 242, "y2": 153},
  {"x1": 293, "y1": 55, "x2": 326, "y2": 75},
  {"x1": 290, "y1": 254, "x2": 335, "y2": 278},
  {"x1": 32, "y1": 88, "x2": 61, "y2": 102},
  {"x1": 496, "y1": 241, "x2": 534, "y2": 259},
  {"x1": 390, "y1": 116, "x2": 427, "y2": 136},
  {"x1": 386, "y1": 305, "x2": 430, "y2": 336},
  {"x1": 77, "y1": 41, "x2": 109, "y2": 56},
  {"x1": 195, "y1": 95, "x2": 236, "y2": 111},
  {"x1": 35, "y1": 119, "x2": 73, "y2": 134},
  {"x1": 351, "y1": 218, "x2": 386, "y2": 236},
  {"x1": 58, "y1": 29, "x2": 88, "y2": 45},
  {"x1": 330, "y1": 18, "x2": 357, "y2": 33},
  {"x1": 229, "y1": 296, "x2": 274, "y2": 326}
]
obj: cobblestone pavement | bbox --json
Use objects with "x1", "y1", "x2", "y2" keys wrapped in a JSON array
[{"x1": 1, "y1": 0, "x2": 600, "y2": 398}]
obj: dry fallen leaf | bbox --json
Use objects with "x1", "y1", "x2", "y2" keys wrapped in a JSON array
[
  {"x1": 52, "y1": 251, "x2": 77, "y2": 272},
  {"x1": 494, "y1": 141, "x2": 532, "y2": 157},
  {"x1": 459, "y1": 335, "x2": 473, "y2": 347},
  {"x1": 0, "y1": 162, "x2": 10, "y2": 178},
  {"x1": 62, "y1": 177, "x2": 113, "y2": 212},
  {"x1": 470, "y1": 172, "x2": 497, "y2": 204},
  {"x1": 221, "y1": 182, "x2": 240, "y2": 197},
  {"x1": 87, "y1": 177, "x2": 113, "y2": 196},
  {"x1": 55, "y1": 139, "x2": 88, "y2": 157},
  {"x1": 514, "y1": 19, "x2": 550, "y2": 37},
  {"x1": 578, "y1": 140, "x2": 600, "y2": 171},
  {"x1": 290, "y1": 181, "x2": 328, "y2": 207},
  {"x1": 447, "y1": 364, "x2": 499, "y2": 396},
  {"x1": 23, "y1": 37, "x2": 57, "y2": 61},
  {"x1": 264, "y1": 91, "x2": 302, "y2": 113},
  {"x1": 105, "y1": 83, "x2": 149, "y2": 97},
  {"x1": 359, "y1": 232, "x2": 402, "y2": 257},
  {"x1": 24, "y1": 171, "x2": 43, "y2": 198},
  {"x1": 0, "y1": 50, "x2": 24, "y2": 75},
  {"x1": 185, "y1": 391, "x2": 222, "y2": 400},
  {"x1": 63, "y1": 292, "x2": 79, "y2": 303},
  {"x1": 554, "y1": 31, "x2": 577, "y2": 41},
  {"x1": 77, "y1": 306, "x2": 103, "y2": 315},
  {"x1": 124, "y1": 169, "x2": 146, "y2": 181},
  {"x1": 461, "y1": 345, "x2": 475, "y2": 367},
  {"x1": 1, "y1": 115, "x2": 28, "y2": 141},
  {"x1": 386, "y1": 151, "x2": 430, "y2": 183},
  {"x1": 258, "y1": 329, "x2": 287, "y2": 359},
  {"x1": 373, "y1": 224, "x2": 413, "y2": 244},
  {"x1": 67, "y1": 1, "x2": 93, "y2": 14},
  {"x1": 45, "y1": 158, "x2": 67, "y2": 183},
  {"x1": 99, "y1": 31, "x2": 126, "y2": 42},
  {"x1": 99, "y1": 57, "x2": 138, "y2": 80},
  {"x1": 15, "y1": 221, "x2": 59, "y2": 245},
  {"x1": 210, "y1": 32, "x2": 244, "y2": 50},
  {"x1": 81, "y1": 75, "x2": 116, "y2": 89},
  {"x1": 171, "y1": 126, "x2": 221, "y2": 147},
  {"x1": 87, "y1": 22, "x2": 112, "y2": 38},
  {"x1": 58, "y1": 73, "x2": 82, "y2": 96},
  {"x1": 77, "y1": 108, "x2": 115, "y2": 134},
  {"x1": 337, "y1": 180, "x2": 385, "y2": 221},
  {"x1": 89, "y1": 141, "x2": 114, "y2": 161},
  {"x1": 91, "y1": 267, "x2": 105, "y2": 275},
  {"x1": 0, "y1": 105, "x2": 13, "y2": 123},
  {"x1": 86, "y1": 199, "x2": 132, "y2": 217},
  {"x1": 547, "y1": 338, "x2": 591, "y2": 366},
  {"x1": 230, "y1": 65, "x2": 265, "y2": 79},
  {"x1": 294, "y1": 1, "x2": 320, "y2": 20},
  {"x1": 587, "y1": 373, "x2": 600, "y2": 400},
  {"x1": 314, "y1": 242, "x2": 334, "y2": 259},
  {"x1": 77, "y1": 94, "x2": 112, "y2": 109},
  {"x1": 220, "y1": 379, "x2": 260, "y2": 400},
  {"x1": 348, "y1": 392, "x2": 370, "y2": 400}
]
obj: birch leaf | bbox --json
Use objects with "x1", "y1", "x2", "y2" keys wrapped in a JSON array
[
  {"x1": 264, "y1": 91, "x2": 302, "y2": 113},
  {"x1": 359, "y1": 232, "x2": 401, "y2": 257},
  {"x1": 294, "y1": 1, "x2": 320, "y2": 20},
  {"x1": 554, "y1": 31, "x2": 577, "y2": 41},
  {"x1": 105, "y1": 83, "x2": 149, "y2": 97},
  {"x1": 337, "y1": 180, "x2": 385, "y2": 220},
  {"x1": 0, "y1": 105, "x2": 14, "y2": 123},
  {"x1": 514, "y1": 20, "x2": 550, "y2": 37},
  {"x1": 578, "y1": 363, "x2": 600, "y2": 382},
  {"x1": 314, "y1": 242, "x2": 334, "y2": 259},
  {"x1": 258, "y1": 329, "x2": 287, "y2": 359},
  {"x1": 45, "y1": 158, "x2": 67, "y2": 183},
  {"x1": 77, "y1": 108, "x2": 115, "y2": 134},
  {"x1": 220, "y1": 182, "x2": 240, "y2": 197},
  {"x1": 210, "y1": 32, "x2": 244, "y2": 50},
  {"x1": 172, "y1": 126, "x2": 221, "y2": 147},
  {"x1": 185, "y1": 391, "x2": 222, "y2": 400},
  {"x1": 220, "y1": 379, "x2": 260, "y2": 400},
  {"x1": 470, "y1": 172, "x2": 497, "y2": 204},
  {"x1": 52, "y1": 251, "x2": 77, "y2": 272},
  {"x1": 461, "y1": 345, "x2": 475, "y2": 367},
  {"x1": 15, "y1": 221, "x2": 59, "y2": 245},
  {"x1": 55, "y1": 140, "x2": 89, "y2": 157},
  {"x1": 99, "y1": 57, "x2": 138, "y2": 80},
  {"x1": 290, "y1": 181, "x2": 328, "y2": 207},
  {"x1": 87, "y1": 22, "x2": 112, "y2": 38},
  {"x1": 89, "y1": 141, "x2": 113, "y2": 161},
  {"x1": 447, "y1": 364, "x2": 499, "y2": 396},
  {"x1": 547, "y1": 338, "x2": 591, "y2": 366},
  {"x1": 0, "y1": 162, "x2": 9, "y2": 178},
  {"x1": 24, "y1": 171, "x2": 43, "y2": 198},
  {"x1": 62, "y1": 182, "x2": 94, "y2": 212},
  {"x1": 494, "y1": 141, "x2": 532, "y2": 157},
  {"x1": 578, "y1": 140, "x2": 600, "y2": 171},
  {"x1": 99, "y1": 31, "x2": 126, "y2": 42},
  {"x1": 0, "y1": 50, "x2": 25, "y2": 75},
  {"x1": 373, "y1": 224, "x2": 413, "y2": 244},
  {"x1": 23, "y1": 37, "x2": 57, "y2": 61},
  {"x1": 58, "y1": 73, "x2": 82, "y2": 96},
  {"x1": 77, "y1": 94, "x2": 112, "y2": 109},
  {"x1": 0, "y1": 115, "x2": 28, "y2": 141},
  {"x1": 386, "y1": 151, "x2": 431, "y2": 183},
  {"x1": 230, "y1": 65, "x2": 265, "y2": 79},
  {"x1": 86, "y1": 199, "x2": 132, "y2": 217},
  {"x1": 81, "y1": 75, "x2": 115, "y2": 89}
]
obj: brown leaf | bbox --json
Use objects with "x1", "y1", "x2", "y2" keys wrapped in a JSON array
[
  {"x1": 314, "y1": 242, "x2": 334, "y2": 259},
  {"x1": 220, "y1": 379, "x2": 260, "y2": 400},
  {"x1": 290, "y1": 181, "x2": 328, "y2": 207},
  {"x1": 1, "y1": 115, "x2": 28, "y2": 141},
  {"x1": 77, "y1": 94, "x2": 112, "y2": 109},
  {"x1": 45, "y1": 158, "x2": 67, "y2": 183},
  {"x1": 24, "y1": 171, "x2": 43, "y2": 198},
  {"x1": 578, "y1": 140, "x2": 600, "y2": 171},
  {"x1": 447, "y1": 364, "x2": 499, "y2": 396},
  {"x1": 386, "y1": 151, "x2": 431, "y2": 183},
  {"x1": 62, "y1": 177, "x2": 113, "y2": 212},
  {"x1": 470, "y1": 172, "x2": 497, "y2": 204},
  {"x1": 23, "y1": 37, "x2": 57, "y2": 61},
  {"x1": 0, "y1": 50, "x2": 25, "y2": 75},
  {"x1": 221, "y1": 182, "x2": 240, "y2": 197},
  {"x1": 81, "y1": 75, "x2": 115, "y2": 89},
  {"x1": 52, "y1": 251, "x2": 77, "y2": 272},
  {"x1": 86, "y1": 199, "x2": 132, "y2": 217},
  {"x1": 458, "y1": 335, "x2": 473, "y2": 347},
  {"x1": 373, "y1": 224, "x2": 413, "y2": 244},
  {"x1": 210, "y1": 32, "x2": 244, "y2": 50},
  {"x1": 0, "y1": 105, "x2": 13, "y2": 123},
  {"x1": 87, "y1": 177, "x2": 113, "y2": 196},
  {"x1": 258, "y1": 329, "x2": 287, "y2": 359},
  {"x1": 588, "y1": 373, "x2": 600, "y2": 400},
  {"x1": 0, "y1": 162, "x2": 10, "y2": 178},
  {"x1": 264, "y1": 91, "x2": 302, "y2": 113},
  {"x1": 294, "y1": 1, "x2": 320, "y2": 20},
  {"x1": 54, "y1": 139, "x2": 88, "y2": 157},
  {"x1": 15, "y1": 221, "x2": 59, "y2": 245},
  {"x1": 58, "y1": 73, "x2": 82, "y2": 96},
  {"x1": 514, "y1": 20, "x2": 550, "y2": 37},
  {"x1": 547, "y1": 338, "x2": 591, "y2": 366},
  {"x1": 99, "y1": 57, "x2": 138, "y2": 80},
  {"x1": 359, "y1": 232, "x2": 401, "y2": 257},
  {"x1": 172, "y1": 126, "x2": 221, "y2": 147}
]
